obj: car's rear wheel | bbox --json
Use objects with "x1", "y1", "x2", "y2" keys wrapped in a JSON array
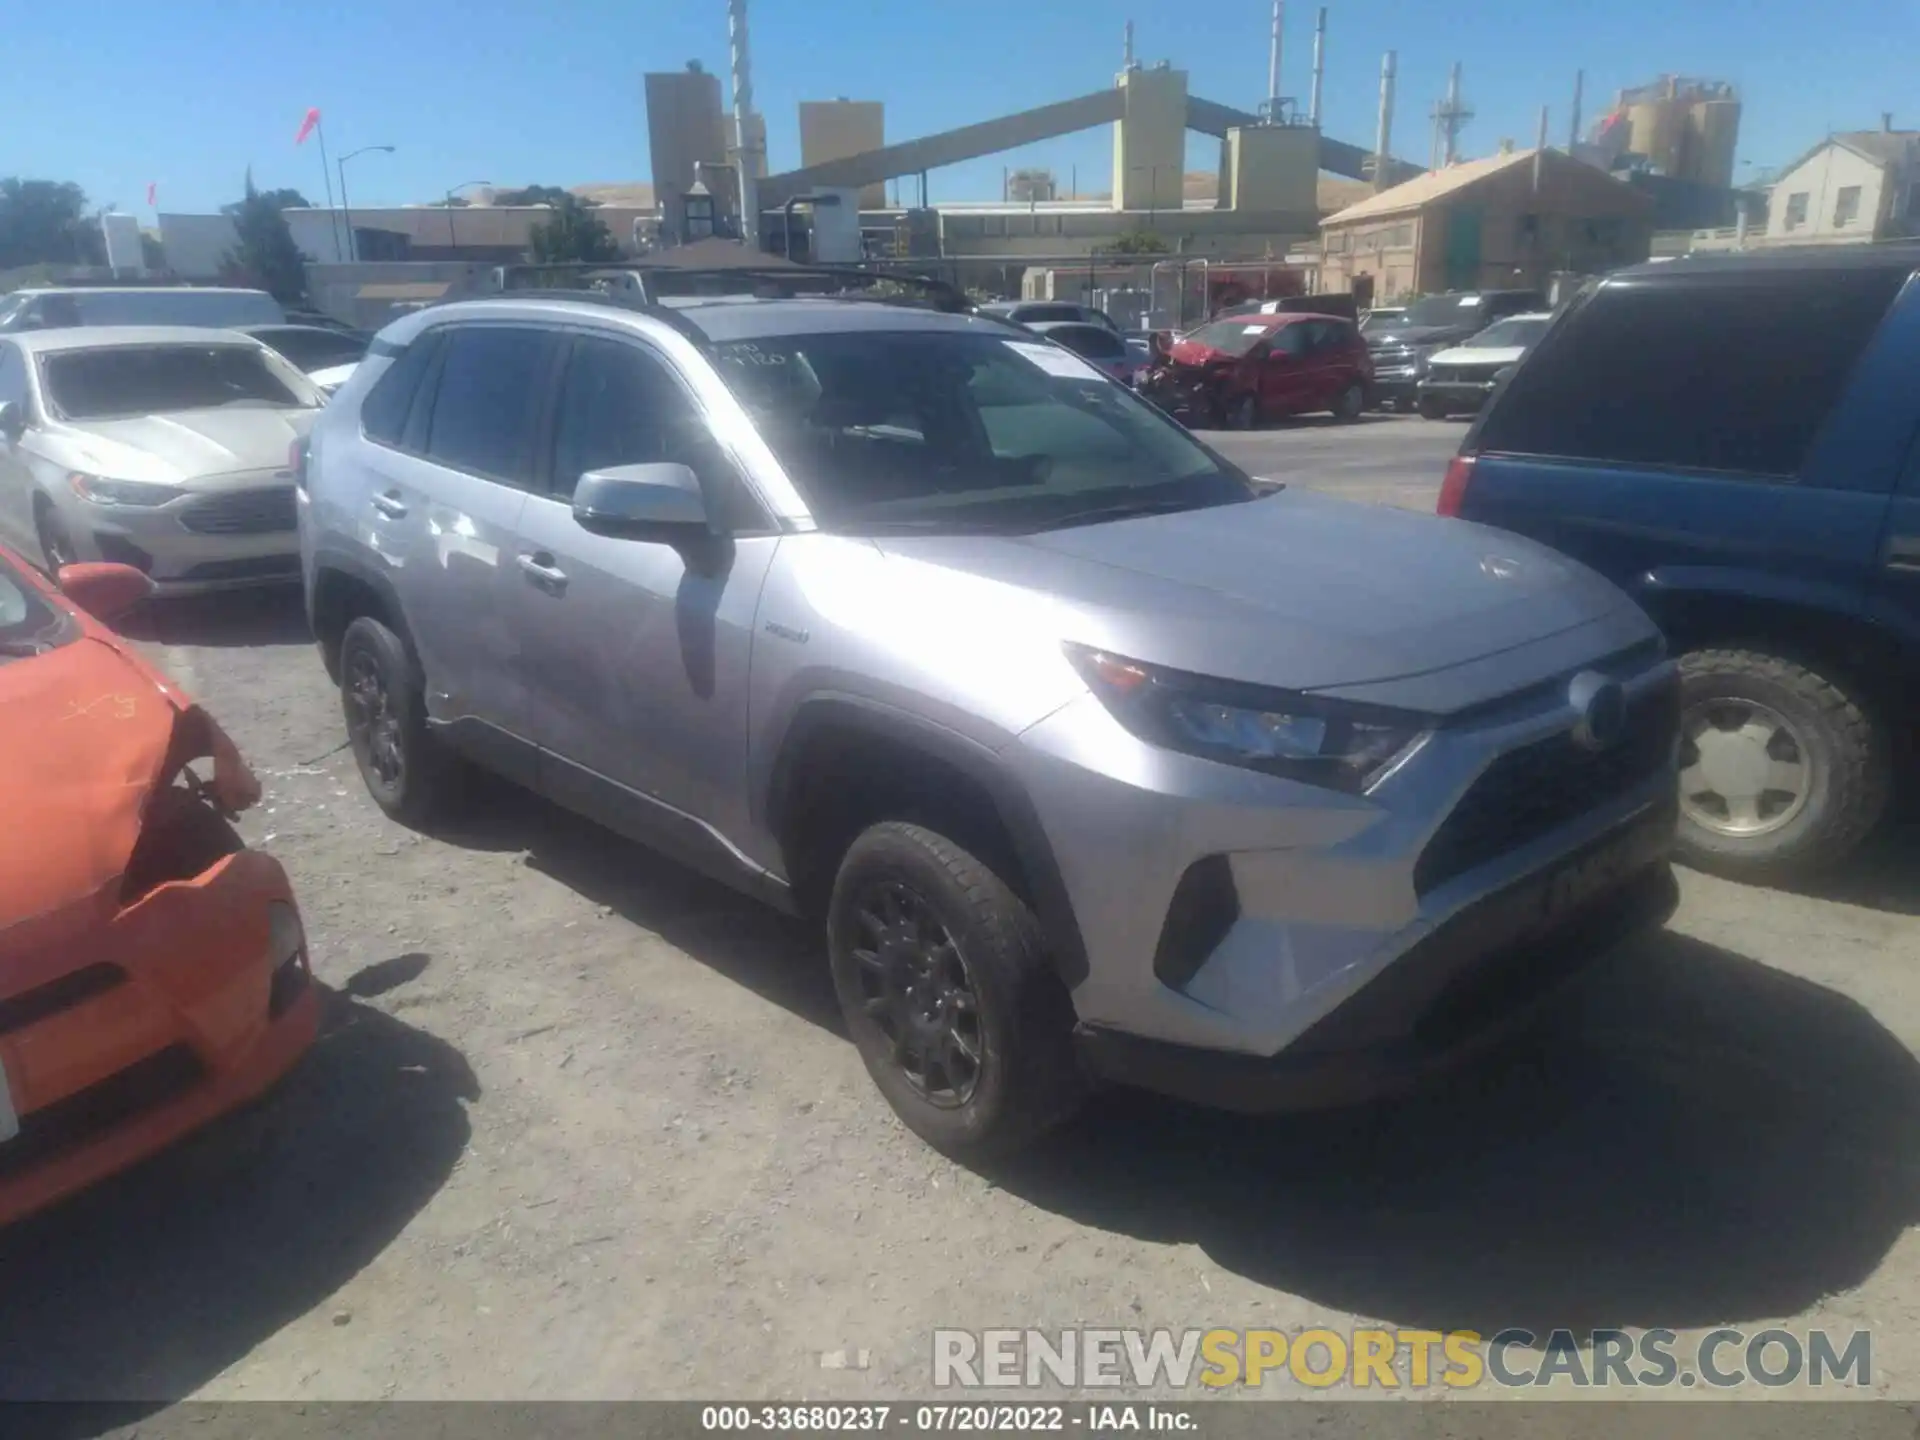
[
  {"x1": 33, "y1": 497, "x2": 77, "y2": 577},
  {"x1": 827, "y1": 822, "x2": 1086, "y2": 1159},
  {"x1": 339, "y1": 615, "x2": 455, "y2": 827},
  {"x1": 1227, "y1": 393, "x2": 1259, "y2": 430},
  {"x1": 1416, "y1": 394, "x2": 1449, "y2": 420},
  {"x1": 1332, "y1": 383, "x2": 1365, "y2": 422},
  {"x1": 1675, "y1": 647, "x2": 1890, "y2": 881}
]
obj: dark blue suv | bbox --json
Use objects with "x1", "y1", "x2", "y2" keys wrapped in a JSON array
[{"x1": 1439, "y1": 248, "x2": 1920, "y2": 882}]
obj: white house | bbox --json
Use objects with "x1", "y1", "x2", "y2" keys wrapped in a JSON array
[{"x1": 1766, "y1": 124, "x2": 1920, "y2": 244}]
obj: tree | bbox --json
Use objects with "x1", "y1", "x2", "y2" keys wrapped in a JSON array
[
  {"x1": 529, "y1": 194, "x2": 620, "y2": 263},
  {"x1": 0, "y1": 178, "x2": 91, "y2": 268},
  {"x1": 222, "y1": 171, "x2": 308, "y2": 303},
  {"x1": 221, "y1": 188, "x2": 312, "y2": 217},
  {"x1": 1108, "y1": 229, "x2": 1170, "y2": 256},
  {"x1": 494, "y1": 184, "x2": 577, "y2": 207}
]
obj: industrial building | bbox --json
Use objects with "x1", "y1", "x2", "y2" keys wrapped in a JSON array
[
  {"x1": 1315, "y1": 146, "x2": 1652, "y2": 302},
  {"x1": 799, "y1": 100, "x2": 886, "y2": 208},
  {"x1": 1579, "y1": 76, "x2": 1742, "y2": 190}
]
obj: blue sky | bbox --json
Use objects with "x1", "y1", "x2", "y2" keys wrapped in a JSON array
[{"x1": 14, "y1": 0, "x2": 1917, "y2": 215}]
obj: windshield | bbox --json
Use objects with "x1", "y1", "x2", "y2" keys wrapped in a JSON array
[
  {"x1": 0, "y1": 294, "x2": 30, "y2": 330},
  {"x1": 252, "y1": 327, "x2": 370, "y2": 371},
  {"x1": 1360, "y1": 309, "x2": 1406, "y2": 332},
  {"x1": 1465, "y1": 317, "x2": 1552, "y2": 349},
  {"x1": 40, "y1": 344, "x2": 311, "y2": 420},
  {"x1": 1181, "y1": 319, "x2": 1277, "y2": 357},
  {"x1": 1402, "y1": 295, "x2": 1496, "y2": 327},
  {"x1": 0, "y1": 554, "x2": 63, "y2": 660},
  {"x1": 711, "y1": 329, "x2": 1254, "y2": 532}
]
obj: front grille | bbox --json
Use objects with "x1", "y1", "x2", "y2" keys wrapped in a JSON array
[
  {"x1": 0, "y1": 1044, "x2": 205, "y2": 1180},
  {"x1": 0, "y1": 964, "x2": 127, "y2": 1038},
  {"x1": 1413, "y1": 674, "x2": 1679, "y2": 897},
  {"x1": 1427, "y1": 364, "x2": 1500, "y2": 386},
  {"x1": 181, "y1": 487, "x2": 297, "y2": 535}
]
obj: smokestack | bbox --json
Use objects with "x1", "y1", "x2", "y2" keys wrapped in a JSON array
[
  {"x1": 728, "y1": 0, "x2": 758, "y2": 247},
  {"x1": 1570, "y1": 70, "x2": 1584, "y2": 150},
  {"x1": 1443, "y1": 62, "x2": 1463, "y2": 164},
  {"x1": 1267, "y1": 0, "x2": 1284, "y2": 118},
  {"x1": 1533, "y1": 105, "x2": 1548, "y2": 191},
  {"x1": 1373, "y1": 50, "x2": 1396, "y2": 193},
  {"x1": 1123, "y1": 19, "x2": 1134, "y2": 69},
  {"x1": 1884, "y1": 111, "x2": 1895, "y2": 133},
  {"x1": 1309, "y1": 7, "x2": 1326, "y2": 126}
]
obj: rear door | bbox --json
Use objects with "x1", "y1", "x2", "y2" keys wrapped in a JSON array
[
  {"x1": 376, "y1": 324, "x2": 554, "y2": 773},
  {"x1": 1865, "y1": 287, "x2": 1920, "y2": 658},
  {"x1": 509, "y1": 330, "x2": 780, "y2": 843},
  {"x1": 1457, "y1": 269, "x2": 1910, "y2": 617}
]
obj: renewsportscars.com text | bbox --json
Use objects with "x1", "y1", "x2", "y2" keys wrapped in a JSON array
[{"x1": 932, "y1": 1327, "x2": 1872, "y2": 1391}]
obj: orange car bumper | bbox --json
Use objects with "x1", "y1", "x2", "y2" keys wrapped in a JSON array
[{"x1": 0, "y1": 849, "x2": 318, "y2": 1228}]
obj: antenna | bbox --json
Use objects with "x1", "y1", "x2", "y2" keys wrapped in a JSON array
[
  {"x1": 1429, "y1": 62, "x2": 1473, "y2": 166},
  {"x1": 1266, "y1": 0, "x2": 1284, "y2": 118},
  {"x1": 1123, "y1": 18, "x2": 1134, "y2": 69}
]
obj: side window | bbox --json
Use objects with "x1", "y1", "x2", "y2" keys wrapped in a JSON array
[
  {"x1": 422, "y1": 326, "x2": 553, "y2": 486},
  {"x1": 549, "y1": 336, "x2": 769, "y2": 532},
  {"x1": 360, "y1": 332, "x2": 441, "y2": 447},
  {"x1": 1270, "y1": 325, "x2": 1309, "y2": 357},
  {"x1": 1477, "y1": 271, "x2": 1909, "y2": 477}
]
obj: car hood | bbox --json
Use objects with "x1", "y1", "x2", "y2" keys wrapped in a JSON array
[
  {"x1": 0, "y1": 636, "x2": 181, "y2": 962},
  {"x1": 872, "y1": 490, "x2": 1646, "y2": 708},
  {"x1": 50, "y1": 406, "x2": 318, "y2": 484},
  {"x1": 1429, "y1": 343, "x2": 1527, "y2": 367}
]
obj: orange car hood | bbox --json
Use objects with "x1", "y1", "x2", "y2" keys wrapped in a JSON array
[{"x1": 0, "y1": 636, "x2": 186, "y2": 949}]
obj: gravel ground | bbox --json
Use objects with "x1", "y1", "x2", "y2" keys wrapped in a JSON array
[{"x1": 3, "y1": 416, "x2": 1918, "y2": 1416}]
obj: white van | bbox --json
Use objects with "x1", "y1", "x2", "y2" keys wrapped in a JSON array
[{"x1": 0, "y1": 286, "x2": 286, "y2": 333}]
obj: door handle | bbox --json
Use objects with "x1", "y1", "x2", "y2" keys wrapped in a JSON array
[
  {"x1": 1886, "y1": 535, "x2": 1920, "y2": 573},
  {"x1": 517, "y1": 552, "x2": 568, "y2": 590},
  {"x1": 370, "y1": 491, "x2": 407, "y2": 519}
]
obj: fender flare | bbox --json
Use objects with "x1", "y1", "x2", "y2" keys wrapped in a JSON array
[{"x1": 764, "y1": 695, "x2": 1091, "y2": 990}]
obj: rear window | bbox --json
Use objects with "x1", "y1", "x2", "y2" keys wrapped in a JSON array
[
  {"x1": 1475, "y1": 271, "x2": 1909, "y2": 477},
  {"x1": 1044, "y1": 325, "x2": 1126, "y2": 359},
  {"x1": 1014, "y1": 305, "x2": 1085, "y2": 324},
  {"x1": 40, "y1": 344, "x2": 310, "y2": 420}
]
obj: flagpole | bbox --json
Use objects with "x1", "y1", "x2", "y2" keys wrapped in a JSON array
[{"x1": 314, "y1": 117, "x2": 343, "y2": 262}]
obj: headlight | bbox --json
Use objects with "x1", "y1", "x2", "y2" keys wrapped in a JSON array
[
  {"x1": 69, "y1": 473, "x2": 182, "y2": 507},
  {"x1": 1066, "y1": 645, "x2": 1430, "y2": 793},
  {"x1": 267, "y1": 901, "x2": 306, "y2": 967}
]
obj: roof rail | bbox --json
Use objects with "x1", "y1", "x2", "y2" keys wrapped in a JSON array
[
  {"x1": 432, "y1": 286, "x2": 714, "y2": 346},
  {"x1": 468, "y1": 259, "x2": 973, "y2": 313}
]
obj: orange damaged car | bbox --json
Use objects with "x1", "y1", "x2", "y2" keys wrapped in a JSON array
[{"x1": 0, "y1": 547, "x2": 316, "y2": 1226}]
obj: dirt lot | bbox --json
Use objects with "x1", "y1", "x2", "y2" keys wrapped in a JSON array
[{"x1": 3, "y1": 417, "x2": 1919, "y2": 1410}]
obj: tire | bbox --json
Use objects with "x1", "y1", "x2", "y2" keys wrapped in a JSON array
[
  {"x1": 33, "y1": 497, "x2": 77, "y2": 577},
  {"x1": 338, "y1": 615, "x2": 454, "y2": 826},
  {"x1": 1331, "y1": 383, "x2": 1365, "y2": 422},
  {"x1": 827, "y1": 821, "x2": 1087, "y2": 1159},
  {"x1": 1416, "y1": 394, "x2": 1449, "y2": 420},
  {"x1": 1227, "y1": 393, "x2": 1259, "y2": 430},
  {"x1": 1675, "y1": 647, "x2": 1890, "y2": 882}
]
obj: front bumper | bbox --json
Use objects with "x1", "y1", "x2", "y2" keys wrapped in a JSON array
[
  {"x1": 53, "y1": 483, "x2": 301, "y2": 595},
  {"x1": 1005, "y1": 637, "x2": 1678, "y2": 1098},
  {"x1": 0, "y1": 849, "x2": 318, "y2": 1227},
  {"x1": 1418, "y1": 377, "x2": 1500, "y2": 410}
]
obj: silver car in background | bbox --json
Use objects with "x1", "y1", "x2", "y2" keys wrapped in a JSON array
[{"x1": 0, "y1": 326, "x2": 324, "y2": 593}]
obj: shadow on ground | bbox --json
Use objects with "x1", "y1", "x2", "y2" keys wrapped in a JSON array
[
  {"x1": 117, "y1": 585, "x2": 312, "y2": 650},
  {"x1": 1760, "y1": 816, "x2": 1920, "y2": 918},
  {"x1": 429, "y1": 772, "x2": 843, "y2": 1035},
  {"x1": 0, "y1": 974, "x2": 477, "y2": 1405},
  {"x1": 990, "y1": 928, "x2": 1920, "y2": 1337}
]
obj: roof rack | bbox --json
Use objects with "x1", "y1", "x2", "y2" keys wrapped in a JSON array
[
  {"x1": 437, "y1": 286, "x2": 715, "y2": 346},
  {"x1": 466, "y1": 260, "x2": 974, "y2": 313}
]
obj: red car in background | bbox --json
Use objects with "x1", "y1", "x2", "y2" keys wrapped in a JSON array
[
  {"x1": 0, "y1": 549, "x2": 316, "y2": 1227},
  {"x1": 1145, "y1": 312, "x2": 1373, "y2": 429}
]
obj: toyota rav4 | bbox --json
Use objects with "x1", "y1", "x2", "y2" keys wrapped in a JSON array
[{"x1": 297, "y1": 267, "x2": 1679, "y2": 1158}]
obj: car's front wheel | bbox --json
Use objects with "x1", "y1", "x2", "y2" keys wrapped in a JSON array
[
  {"x1": 1416, "y1": 394, "x2": 1449, "y2": 420},
  {"x1": 339, "y1": 615, "x2": 455, "y2": 827},
  {"x1": 827, "y1": 822, "x2": 1086, "y2": 1159},
  {"x1": 1675, "y1": 647, "x2": 1891, "y2": 881},
  {"x1": 1227, "y1": 393, "x2": 1260, "y2": 430},
  {"x1": 1331, "y1": 383, "x2": 1366, "y2": 422}
]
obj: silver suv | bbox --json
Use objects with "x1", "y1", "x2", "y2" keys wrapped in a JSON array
[{"x1": 298, "y1": 275, "x2": 1680, "y2": 1157}]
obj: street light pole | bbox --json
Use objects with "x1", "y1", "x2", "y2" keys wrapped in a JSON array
[
  {"x1": 443, "y1": 180, "x2": 491, "y2": 249},
  {"x1": 337, "y1": 144, "x2": 396, "y2": 263}
]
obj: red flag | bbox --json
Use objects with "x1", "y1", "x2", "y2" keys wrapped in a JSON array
[
  {"x1": 295, "y1": 107, "x2": 321, "y2": 146},
  {"x1": 146, "y1": 182, "x2": 157, "y2": 207}
]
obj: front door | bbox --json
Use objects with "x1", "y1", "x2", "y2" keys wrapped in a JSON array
[
  {"x1": 1258, "y1": 323, "x2": 1313, "y2": 416},
  {"x1": 508, "y1": 331, "x2": 779, "y2": 851}
]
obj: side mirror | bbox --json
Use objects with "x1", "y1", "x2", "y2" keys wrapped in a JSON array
[
  {"x1": 58, "y1": 562, "x2": 155, "y2": 623},
  {"x1": 0, "y1": 400, "x2": 24, "y2": 441},
  {"x1": 571, "y1": 462, "x2": 710, "y2": 537}
]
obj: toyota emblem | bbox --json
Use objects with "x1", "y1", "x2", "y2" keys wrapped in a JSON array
[{"x1": 1567, "y1": 670, "x2": 1628, "y2": 751}]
